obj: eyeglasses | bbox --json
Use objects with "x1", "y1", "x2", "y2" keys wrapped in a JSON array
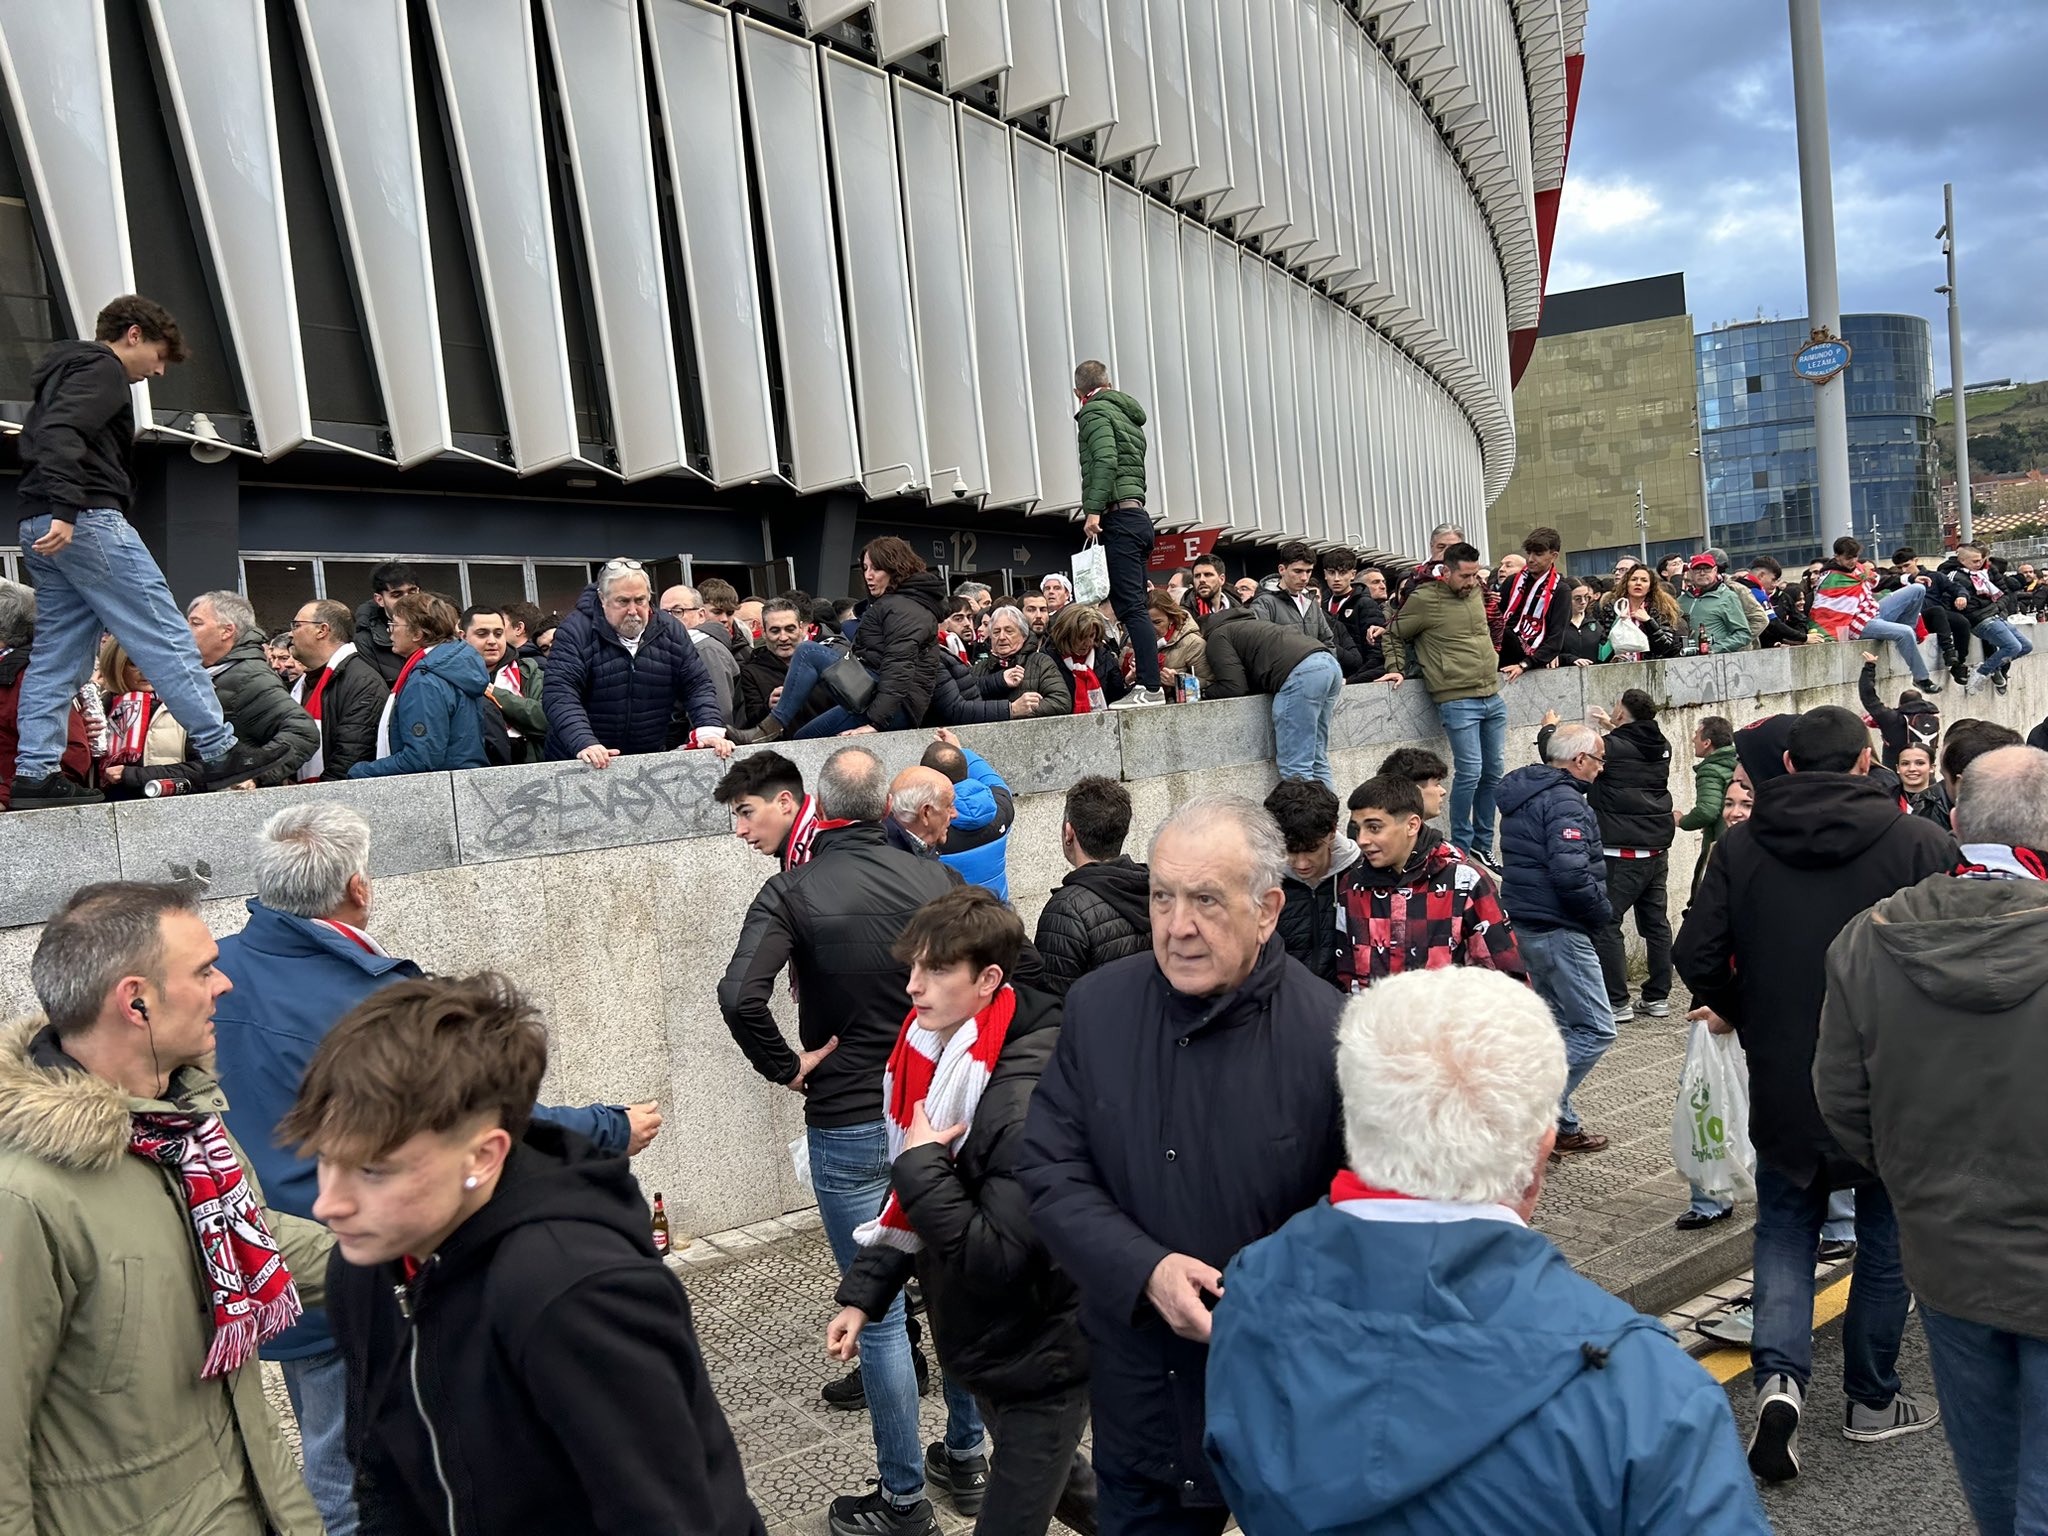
[{"x1": 288, "y1": 617, "x2": 327, "y2": 631}]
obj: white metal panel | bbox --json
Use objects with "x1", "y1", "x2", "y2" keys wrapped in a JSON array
[
  {"x1": 1267, "y1": 0, "x2": 1312, "y2": 253},
  {"x1": 1210, "y1": 234, "x2": 1258, "y2": 531},
  {"x1": 1061, "y1": 160, "x2": 1114, "y2": 372},
  {"x1": 543, "y1": 0, "x2": 686, "y2": 480},
  {"x1": 736, "y1": 20, "x2": 861, "y2": 491},
  {"x1": 644, "y1": 0, "x2": 778, "y2": 487},
  {"x1": 802, "y1": 0, "x2": 870, "y2": 28},
  {"x1": 1207, "y1": 0, "x2": 1260, "y2": 219},
  {"x1": 1097, "y1": 0, "x2": 1158, "y2": 163},
  {"x1": 999, "y1": 0, "x2": 1067, "y2": 118},
  {"x1": 1101, "y1": 179, "x2": 1154, "y2": 514},
  {"x1": 959, "y1": 108, "x2": 1039, "y2": 507},
  {"x1": 1287, "y1": 282, "x2": 1321, "y2": 536},
  {"x1": 147, "y1": 0, "x2": 312, "y2": 460},
  {"x1": 1235, "y1": 0, "x2": 1288, "y2": 239},
  {"x1": 1240, "y1": 258, "x2": 1281, "y2": 535},
  {"x1": 820, "y1": 53, "x2": 928, "y2": 494},
  {"x1": 876, "y1": 0, "x2": 948, "y2": 63},
  {"x1": 896, "y1": 80, "x2": 989, "y2": 501},
  {"x1": 1175, "y1": 0, "x2": 1231, "y2": 205},
  {"x1": 942, "y1": 0, "x2": 1011, "y2": 92},
  {"x1": 1179, "y1": 219, "x2": 1226, "y2": 528},
  {"x1": 1015, "y1": 133, "x2": 1080, "y2": 512},
  {"x1": 423, "y1": 0, "x2": 582, "y2": 473},
  {"x1": 1143, "y1": 203, "x2": 1194, "y2": 527},
  {"x1": 1334, "y1": 317, "x2": 1363, "y2": 546},
  {"x1": 1134, "y1": 0, "x2": 1194, "y2": 186},
  {"x1": 295, "y1": 0, "x2": 454, "y2": 468},
  {"x1": 1330, "y1": 19, "x2": 1369, "y2": 298},
  {"x1": 1294, "y1": 0, "x2": 1336, "y2": 268},
  {"x1": 1263, "y1": 268, "x2": 1299, "y2": 536},
  {"x1": 1311, "y1": 299, "x2": 1340, "y2": 544},
  {"x1": 1049, "y1": 0, "x2": 1114, "y2": 142},
  {"x1": 1317, "y1": 0, "x2": 1358, "y2": 284}
]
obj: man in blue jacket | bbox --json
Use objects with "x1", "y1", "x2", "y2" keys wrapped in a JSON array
[
  {"x1": 1497, "y1": 717, "x2": 1616, "y2": 1155},
  {"x1": 921, "y1": 728, "x2": 1014, "y2": 899},
  {"x1": 213, "y1": 803, "x2": 657, "y2": 1535},
  {"x1": 1204, "y1": 967, "x2": 1768, "y2": 1536}
]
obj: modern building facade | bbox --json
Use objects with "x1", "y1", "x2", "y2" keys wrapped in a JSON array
[
  {"x1": 1485, "y1": 272, "x2": 1707, "y2": 575},
  {"x1": 0, "y1": 1, "x2": 1585, "y2": 631},
  {"x1": 1695, "y1": 313, "x2": 1939, "y2": 569}
]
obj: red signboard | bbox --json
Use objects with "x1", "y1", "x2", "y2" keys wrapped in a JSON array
[{"x1": 1148, "y1": 528, "x2": 1223, "y2": 571}]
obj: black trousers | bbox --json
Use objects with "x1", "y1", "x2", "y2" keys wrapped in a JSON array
[
  {"x1": 972, "y1": 1384, "x2": 1094, "y2": 1536},
  {"x1": 1921, "y1": 601, "x2": 1967, "y2": 663},
  {"x1": 1100, "y1": 506, "x2": 1161, "y2": 689},
  {"x1": 1094, "y1": 1463, "x2": 1228, "y2": 1536},
  {"x1": 1591, "y1": 852, "x2": 1672, "y2": 1006}
]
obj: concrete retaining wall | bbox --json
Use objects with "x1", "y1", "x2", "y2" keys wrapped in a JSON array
[{"x1": 2, "y1": 639, "x2": 2040, "y2": 1241}]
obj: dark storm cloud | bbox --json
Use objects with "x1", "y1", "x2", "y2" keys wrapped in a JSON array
[{"x1": 1549, "y1": 1, "x2": 2048, "y2": 385}]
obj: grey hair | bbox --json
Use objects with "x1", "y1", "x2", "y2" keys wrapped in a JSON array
[
  {"x1": 1430, "y1": 522, "x2": 1465, "y2": 542},
  {"x1": 1543, "y1": 722, "x2": 1600, "y2": 765},
  {"x1": 30, "y1": 881, "x2": 198, "y2": 1038},
  {"x1": 191, "y1": 589, "x2": 258, "y2": 642},
  {"x1": 254, "y1": 804, "x2": 373, "y2": 918},
  {"x1": 598, "y1": 558, "x2": 652, "y2": 600},
  {"x1": 890, "y1": 775, "x2": 949, "y2": 827},
  {"x1": 953, "y1": 581, "x2": 992, "y2": 603},
  {"x1": 1149, "y1": 793, "x2": 1287, "y2": 901},
  {"x1": 1955, "y1": 746, "x2": 2048, "y2": 849},
  {"x1": 1336, "y1": 969, "x2": 1567, "y2": 1205},
  {"x1": 0, "y1": 579, "x2": 34, "y2": 649},
  {"x1": 817, "y1": 746, "x2": 889, "y2": 823},
  {"x1": 988, "y1": 605, "x2": 1028, "y2": 640}
]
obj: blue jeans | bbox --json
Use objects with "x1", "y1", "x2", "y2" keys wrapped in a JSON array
[
  {"x1": 1517, "y1": 926, "x2": 1615, "y2": 1135},
  {"x1": 1859, "y1": 582, "x2": 1930, "y2": 680},
  {"x1": 1974, "y1": 615, "x2": 2034, "y2": 676},
  {"x1": 772, "y1": 640, "x2": 911, "y2": 738},
  {"x1": 1750, "y1": 1168, "x2": 1908, "y2": 1405},
  {"x1": 1919, "y1": 1304, "x2": 2048, "y2": 1536},
  {"x1": 1100, "y1": 507, "x2": 1161, "y2": 690},
  {"x1": 1271, "y1": 651, "x2": 1344, "y2": 792},
  {"x1": 809, "y1": 1122, "x2": 983, "y2": 1498},
  {"x1": 1689, "y1": 1182, "x2": 1733, "y2": 1218},
  {"x1": 280, "y1": 1349, "x2": 358, "y2": 1536},
  {"x1": 15, "y1": 509, "x2": 234, "y2": 776},
  {"x1": 1437, "y1": 694, "x2": 1506, "y2": 859}
]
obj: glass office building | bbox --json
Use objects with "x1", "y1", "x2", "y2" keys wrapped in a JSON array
[{"x1": 1695, "y1": 314, "x2": 1938, "y2": 568}]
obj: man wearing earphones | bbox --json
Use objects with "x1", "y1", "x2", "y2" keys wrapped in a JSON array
[{"x1": 0, "y1": 880, "x2": 334, "y2": 1534}]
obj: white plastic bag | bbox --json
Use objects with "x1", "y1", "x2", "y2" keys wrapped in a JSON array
[
  {"x1": 790, "y1": 1132, "x2": 814, "y2": 1194},
  {"x1": 1607, "y1": 614, "x2": 1649, "y2": 656},
  {"x1": 1072, "y1": 542, "x2": 1112, "y2": 606},
  {"x1": 1671, "y1": 1020, "x2": 1756, "y2": 1201}
]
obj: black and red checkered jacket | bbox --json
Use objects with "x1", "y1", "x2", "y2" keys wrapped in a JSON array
[{"x1": 1332, "y1": 830, "x2": 1528, "y2": 992}]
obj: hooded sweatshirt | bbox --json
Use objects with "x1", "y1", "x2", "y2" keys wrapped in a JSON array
[
  {"x1": 1818, "y1": 871, "x2": 2048, "y2": 1339},
  {"x1": 17, "y1": 339, "x2": 137, "y2": 516},
  {"x1": 937, "y1": 744, "x2": 1015, "y2": 899},
  {"x1": 329, "y1": 1120, "x2": 763, "y2": 1536},
  {"x1": 1205, "y1": 1201, "x2": 1768, "y2": 1536},
  {"x1": 1277, "y1": 834, "x2": 1363, "y2": 986},
  {"x1": 1334, "y1": 828, "x2": 1526, "y2": 990}
]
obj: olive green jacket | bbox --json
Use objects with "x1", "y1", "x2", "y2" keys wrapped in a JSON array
[
  {"x1": 0, "y1": 1018, "x2": 331, "y2": 1536},
  {"x1": 1076, "y1": 389, "x2": 1148, "y2": 515},
  {"x1": 1390, "y1": 579, "x2": 1502, "y2": 704}
]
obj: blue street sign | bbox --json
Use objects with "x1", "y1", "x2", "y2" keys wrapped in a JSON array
[{"x1": 1793, "y1": 338, "x2": 1852, "y2": 383}]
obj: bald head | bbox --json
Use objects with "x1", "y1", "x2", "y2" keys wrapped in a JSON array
[
  {"x1": 660, "y1": 585, "x2": 703, "y2": 627},
  {"x1": 889, "y1": 766, "x2": 957, "y2": 850},
  {"x1": 1955, "y1": 745, "x2": 2048, "y2": 849}
]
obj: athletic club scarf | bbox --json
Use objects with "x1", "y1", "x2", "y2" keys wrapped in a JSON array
[
  {"x1": 1063, "y1": 653, "x2": 1106, "y2": 713},
  {"x1": 1501, "y1": 566, "x2": 1560, "y2": 655},
  {"x1": 127, "y1": 1111, "x2": 302, "y2": 1376},
  {"x1": 105, "y1": 690, "x2": 158, "y2": 768},
  {"x1": 941, "y1": 630, "x2": 970, "y2": 663},
  {"x1": 1330, "y1": 1170, "x2": 1416, "y2": 1203},
  {"x1": 373, "y1": 646, "x2": 431, "y2": 761},
  {"x1": 294, "y1": 642, "x2": 361, "y2": 781},
  {"x1": 1955, "y1": 843, "x2": 2048, "y2": 881},
  {"x1": 781, "y1": 794, "x2": 856, "y2": 871},
  {"x1": 1810, "y1": 567, "x2": 1879, "y2": 638},
  {"x1": 853, "y1": 986, "x2": 1019, "y2": 1254}
]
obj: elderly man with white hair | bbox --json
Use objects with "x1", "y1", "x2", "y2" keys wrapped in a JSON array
[
  {"x1": 1205, "y1": 968, "x2": 1768, "y2": 1535},
  {"x1": 1022, "y1": 794, "x2": 1344, "y2": 1536}
]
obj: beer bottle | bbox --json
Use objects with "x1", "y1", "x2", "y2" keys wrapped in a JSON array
[{"x1": 651, "y1": 1193, "x2": 671, "y2": 1257}]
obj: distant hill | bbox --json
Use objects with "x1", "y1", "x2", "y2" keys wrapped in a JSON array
[{"x1": 1935, "y1": 381, "x2": 2048, "y2": 479}]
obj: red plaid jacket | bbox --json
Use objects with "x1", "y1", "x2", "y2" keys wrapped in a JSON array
[{"x1": 1332, "y1": 834, "x2": 1528, "y2": 992}]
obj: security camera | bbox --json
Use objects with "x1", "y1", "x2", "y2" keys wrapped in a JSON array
[{"x1": 951, "y1": 477, "x2": 969, "y2": 499}]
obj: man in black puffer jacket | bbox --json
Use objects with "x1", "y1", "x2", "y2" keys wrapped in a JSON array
[
  {"x1": 832, "y1": 890, "x2": 1095, "y2": 1536},
  {"x1": 1579, "y1": 689, "x2": 1676, "y2": 1021},
  {"x1": 541, "y1": 563, "x2": 725, "y2": 764},
  {"x1": 1036, "y1": 777, "x2": 1153, "y2": 999},
  {"x1": 187, "y1": 590, "x2": 320, "y2": 787}
]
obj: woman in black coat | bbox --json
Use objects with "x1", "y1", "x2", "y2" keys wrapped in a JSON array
[{"x1": 1555, "y1": 579, "x2": 1607, "y2": 666}]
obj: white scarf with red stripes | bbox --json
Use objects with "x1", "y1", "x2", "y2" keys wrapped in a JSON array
[{"x1": 853, "y1": 986, "x2": 1018, "y2": 1254}]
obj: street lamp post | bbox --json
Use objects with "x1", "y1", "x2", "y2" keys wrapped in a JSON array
[
  {"x1": 1635, "y1": 480, "x2": 1650, "y2": 569},
  {"x1": 1938, "y1": 183, "x2": 1972, "y2": 546},
  {"x1": 1788, "y1": 0, "x2": 1854, "y2": 549}
]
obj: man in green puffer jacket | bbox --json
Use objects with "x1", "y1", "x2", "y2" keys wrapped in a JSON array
[
  {"x1": 1677, "y1": 715, "x2": 1738, "y2": 895},
  {"x1": 1073, "y1": 360, "x2": 1165, "y2": 704},
  {"x1": 186, "y1": 590, "x2": 319, "y2": 786}
]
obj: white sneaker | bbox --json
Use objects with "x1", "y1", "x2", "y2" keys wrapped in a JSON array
[
  {"x1": 1963, "y1": 669, "x2": 1988, "y2": 696},
  {"x1": 1110, "y1": 687, "x2": 1167, "y2": 709}
]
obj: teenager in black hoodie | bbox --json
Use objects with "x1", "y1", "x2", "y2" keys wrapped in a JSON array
[{"x1": 285, "y1": 974, "x2": 761, "y2": 1536}]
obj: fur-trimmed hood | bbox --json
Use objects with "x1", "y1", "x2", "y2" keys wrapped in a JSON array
[{"x1": 0, "y1": 1015, "x2": 228, "y2": 1172}]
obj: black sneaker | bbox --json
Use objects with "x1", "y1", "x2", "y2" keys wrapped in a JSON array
[
  {"x1": 821, "y1": 1365, "x2": 866, "y2": 1411},
  {"x1": 828, "y1": 1487, "x2": 940, "y2": 1536},
  {"x1": 924, "y1": 1442, "x2": 989, "y2": 1516},
  {"x1": 9, "y1": 774, "x2": 104, "y2": 811},
  {"x1": 1993, "y1": 669, "x2": 2011, "y2": 695},
  {"x1": 1817, "y1": 1238, "x2": 1858, "y2": 1263},
  {"x1": 197, "y1": 739, "x2": 291, "y2": 791}
]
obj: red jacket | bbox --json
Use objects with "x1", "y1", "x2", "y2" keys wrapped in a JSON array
[
  {"x1": 1333, "y1": 831, "x2": 1528, "y2": 991},
  {"x1": 0, "y1": 643, "x2": 94, "y2": 808}
]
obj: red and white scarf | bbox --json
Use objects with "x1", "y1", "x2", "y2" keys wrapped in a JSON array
[
  {"x1": 941, "y1": 630, "x2": 970, "y2": 663},
  {"x1": 127, "y1": 1112, "x2": 303, "y2": 1376},
  {"x1": 781, "y1": 794, "x2": 857, "y2": 872},
  {"x1": 373, "y1": 646, "x2": 431, "y2": 761},
  {"x1": 489, "y1": 655, "x2": 528, "y2": 740},
  {"x1": 853, "y1": 987, "x2": 1018, "y2": 1254},
  {"x1": 1501, "y1": 566, "x2": 1559, "y2": 654},
  {"x1": 105, "y1": 690, "x2": 158, "y2": 768},
  {"x1": 1811, "y1": 566, "x2": 1880, "y2": 638},
  {"x1": 1063, "y1": 653, "x2": 1106, "y2": 714},
  {"x1": 294, "y1": 642, "x2": 360, "y2": 781}
]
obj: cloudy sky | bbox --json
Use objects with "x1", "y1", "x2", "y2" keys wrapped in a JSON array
[{"x1": 1549, "y1": 1, "x2": 2047, "y2": 387}]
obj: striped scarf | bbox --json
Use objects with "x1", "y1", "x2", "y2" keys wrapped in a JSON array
[
  {"x1": 1810, "y1": 567, "x2": 1879, "y2": 638},
  {"x1": 853, "y1": 987, "x2": 1018, "y2": 1254}
]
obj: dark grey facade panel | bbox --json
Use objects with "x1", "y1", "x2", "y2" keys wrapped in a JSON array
[{"x1": 1539, "y1": 273, "x2": 1690, "y2": 338}]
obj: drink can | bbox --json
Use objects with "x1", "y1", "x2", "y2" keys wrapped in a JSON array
[
  {"x1": 142, "y1": 774, "x2": 193, "y2": 799},
  {"x1": 1180, "y1": 674, "x2": 1201, "y2": 704}
]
